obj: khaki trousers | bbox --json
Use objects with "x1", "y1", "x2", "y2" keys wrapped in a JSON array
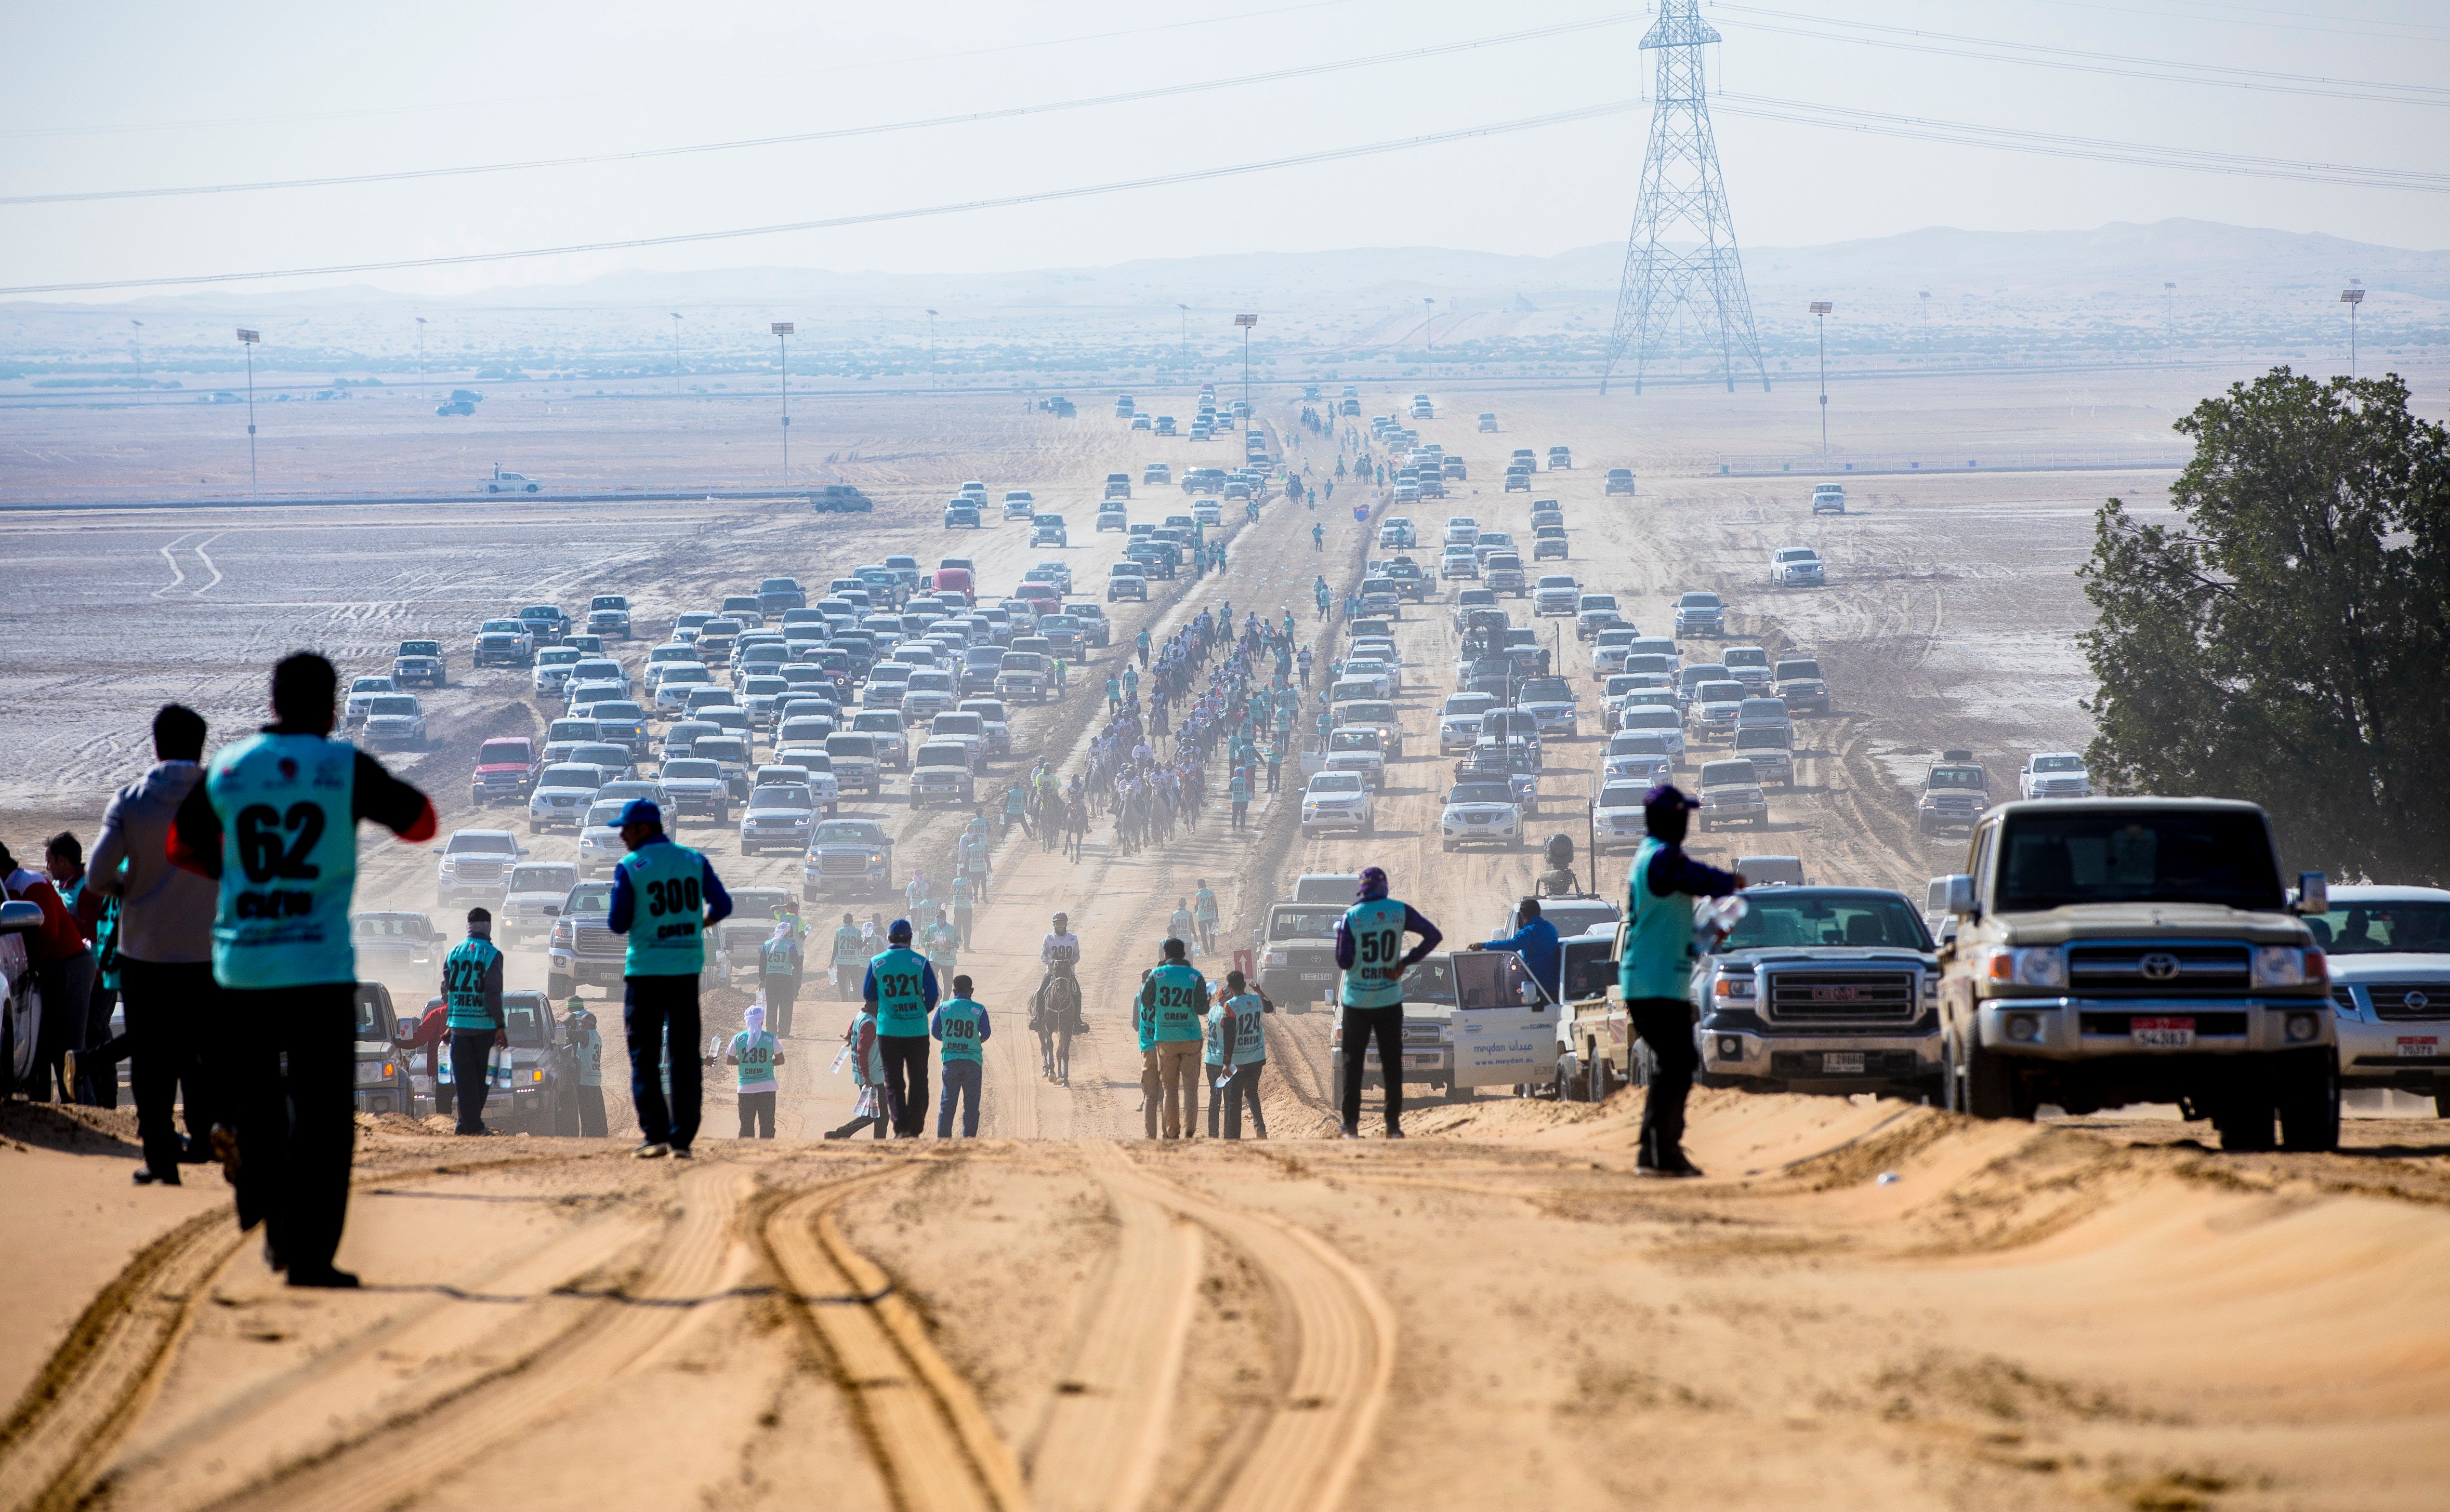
[{"x1": 1142, "y1": 1040, "x2": 1201, "y2": 1138}]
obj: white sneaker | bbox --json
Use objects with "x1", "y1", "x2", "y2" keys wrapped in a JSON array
[{"x1": 634, "y1": 1140, "x2": 671, "y2": 1159}]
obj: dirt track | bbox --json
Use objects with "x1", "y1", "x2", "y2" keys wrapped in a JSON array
[{"x1": 6, "y1": 367, "x2": 2450, "y2": 1510}]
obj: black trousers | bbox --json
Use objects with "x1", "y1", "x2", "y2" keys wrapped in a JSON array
[
  {"x1": 764, "y1": 978, "x2": 799, "y2": 1037},
  {"x1": 77, "y1": 985, "x2": 122, "y2": 1106},
  {"x1": 119, "y1": 958, "x2": 219, "y2": 1176},
  {"x1": 879, "y1": 1033, "x2": 930, "y2": 1137},
  {"x1": 576, "y1": 1083, "x2": 608, "y2": 1137},
  {"x1": 835, "y1": 963, "x2": 861, "y2": 1001},
  {"x1": 737, "y1": 1089, "x2": 776, "y2": 1138},
  {"x1": 625, "y1": 974, "x2": 702, "y2": 1150},
  {"x1": 954, "y1": 907, "x2": 973, "y2": 949},
  {"x1": 1221, "y1": 1062, "x2": 1267, "y2": 1139},
  {"x1": 451, "y1": 1028, "x2": 495, "y2": 1133},
  {"x1": 1628, "y1": 996, "x2": 1701, "y2": 1168},
  {"x1": 32, "y1": 953, "x2": 95, "y2": 1102},
  {"x1": 1339, "y1": 1004, "x2": 1406, "y2": 1130},
  {"x1": 225, "y1": 982, "x2": 355, "y2": 1276}
]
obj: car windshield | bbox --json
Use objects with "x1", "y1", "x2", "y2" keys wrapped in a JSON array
[
  {"x1": 448, "y1": 833, "x2": 515, "y2": 854},
  {"x1": 1680, "y1": 594, "x2": 1721, "y2": 608},
  {"x1": 2311, "y1": 901, "x2": 2450, "y2": 954},
  {"x1": 541, "y1": 765, "x2": 600, "y2": 787},
  {"x1": 1444, "y1": 696, "x2": 1496, "y2": 716},
  {"x1": 1701, "y1": 762, "x2": 1757, "y2": 787},
  {"x1": 353, "y1": 916, "x2": 426, "y2": 938},
  {"x1": 400, "y1": 642, "x2": 439, "y2": 657},
  {"x1": 1929, "y1": 766, "x2": 1985, "y2": 790},
  {"x1": 1994, "y1": 810, "x2": 2284, "y2": 912},
  {"x1": 1450, "y1": 784, "x2": 1514, "y2": 805},
  {"x1": 1310, "y1": 775, "x2": 1363, "y2": 794},
  {"x1": 351, "y1": 677, "x2": 391, "y2": 692},
  {"x1": 694, "y1": 739, "x2": 747, "y2": 762},
  {"x1": 1268, "y1": 908, "x2": 1343, "y2": 939},
  {"x1": 499, "y1": 997, "x2": 549, "y2": 1047},
  {"x1": 664, "y1": 760, "x2": 720, "y2": 780},
  {"x1": 813, "y1": 822, "x2": 884, "y2": 845},
  {"x1": 1719, "y1": 892, "x2": 1931, "y2": 951},
  {"x1": 1520, "y1": 678, "x2": 1571, "y2": 701},
  {"x1": 752, "y1": 786, "x2": 813, "y2": 810},
  {"x1": 595, "y1": 703, "x2": 642, "y2": 720},
  {"x1": 1697, "y1": 683, "x2": 1745, "y2": 704},
  {"x1": 1735, "y1": 727, "x2": 1790, "y2": 749},
  {"x1": 1725, "y1": 649, "x2": 1768, "y2": 668},
  {"x1": 510, "y1": 865, "x2": 576, "y2": 893},
  {"x1": 368, "y1": 697, "x2": 418, "y2": 715},
  {"x1": 2032, "y1": 755, "x2": 2086, "y2": 773},
  {"x1": 1599, "y1": 782, "x2": 1653, "y2": 808},
  {"x1": 1775, "y1": 660, "x2": 1823, "y2": 680}
]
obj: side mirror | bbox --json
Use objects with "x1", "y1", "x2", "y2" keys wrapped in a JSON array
[
  {"x1": 1942, "y1": 874, "x2": 1977, "y2": 918},
  {"x1": 430, "y1": 845, "x2": 445, "y2": 854},
  {"x1": 2296, "y1": 872, "x2": 2329, "y2": 917},
  {"x1": 0, "y1": 899, "x2": 45, "y2": 935}
]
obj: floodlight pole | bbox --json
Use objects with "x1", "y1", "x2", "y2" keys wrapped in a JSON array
[
  {"x1": 2340, "y1": 286, "x2": 2365, "y2": 379},
  {"x1": 926, "y1": 309, "x2": 938, "y2": 392},
  {"x1": 1236, "y1": 312, "x2": 1257, "y2": 412},
  {"x1": 236, "y1": 327, "x2": 261, "y2": 499},
  {"x1": 1178, "y1": 303, "x2": 1189, "y2": 371},
  {"x1": 1809, "y1": 301, "x2": 1833, "y2": 453},
  {"x1": 670, "y1": 312, "x2": 682, "y2": 382},
  {"x1": 772, "y1": 322, "x2": 794, "y2": 485},
  {"x1": 1423, "y1": 297, "x2": 1434, "y2": 367},
  {"x1": 414, "y1": 316, "x2": 426, "y2": 382}
]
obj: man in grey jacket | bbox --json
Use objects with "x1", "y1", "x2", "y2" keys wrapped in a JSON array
[{"x1": 81, "y1": 705, "x2": 220, "y2": 1185}]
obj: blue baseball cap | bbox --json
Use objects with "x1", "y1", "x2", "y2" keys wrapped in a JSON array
[{"x1": 618, "y1": 798, "x2": 663, "y2": 827}]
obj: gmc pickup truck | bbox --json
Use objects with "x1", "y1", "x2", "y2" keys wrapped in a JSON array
[{"x1": 1934, "y1": 798, "x2": 2338, "y2": 1151}]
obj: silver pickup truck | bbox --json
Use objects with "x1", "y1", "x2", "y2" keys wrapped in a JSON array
[{"x1": 1694, "y1": 887, "x2": 1941, "y2": 1099}]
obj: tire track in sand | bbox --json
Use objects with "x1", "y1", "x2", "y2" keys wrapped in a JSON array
[
  {"x1": 1026, "y1": 1143, "x2": 1203, "y2": 1512},
  {"x1": 760, "y1": 1163, "x2": 1029, "y2": 1512},
  {"x1": 0, "y1": 1149, "x2": 612, "y2": 1512},
  {"x1": 208, "y1": 1160, "x2": 752, "y2": 1512},
  {"x1": 1103, "y1": 1151, "x2": 1394, "y2": 1512}
]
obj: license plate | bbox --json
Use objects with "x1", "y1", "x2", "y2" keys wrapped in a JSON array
[
  {"x1": 2398, "y1": 1036, "x2": 2440, "y2": 1058},
  {"x1": 1402, "y1": 1053, "x2": 1441, "y2": 1069},
  {"x1": 2130, "y1": 1016, "x2": 2195, "y2": 1049},
  {"x1": 1820, "y1": 1051, "x2": 1866, "y2": 1074},
  {"x1": 1300, "y1": 973, "x2": 1331, "y2": 983}
]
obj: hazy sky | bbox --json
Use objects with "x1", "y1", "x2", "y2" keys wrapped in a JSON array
[{"x1": 5, "y1": 0, "x2": 2445, "y2": 298}]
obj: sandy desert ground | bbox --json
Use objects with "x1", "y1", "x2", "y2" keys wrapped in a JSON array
[{"x1": 5, "y1": 361, "x2": 2448, "y2": 1511}]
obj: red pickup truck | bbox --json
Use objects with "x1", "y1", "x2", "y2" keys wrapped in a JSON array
[{"x1": 471, "y1": 737, "x2": 542, "y2": 807}]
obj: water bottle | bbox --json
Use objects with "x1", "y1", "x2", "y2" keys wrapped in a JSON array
[{"x1": 1694, "y1": 895, "x2": 1749, "y2": 954}]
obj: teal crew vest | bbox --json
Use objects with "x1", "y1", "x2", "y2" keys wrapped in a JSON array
[
  {"x1": 1143, "y1": 962, "x2": 1207, "y2": 1044},
  {"x1": 760, "y1": 935, "x2": 802, "y2": 978},
  {"x1": 870, "y1": 946, "x2": 931, "y2": 1035},
  {"x1": 205, "y1": 731, "x2": 360, "y2": 989},
  {"x1": 1224, "y1": 992, "x2": 1268, "y2": 1065},
  {"x1": 1339, "y1": 897, "x2": 1412, "y2": 1010},
  {"x1": 443, "y1": 936, "x2": 503, "y2": 1029},
  {"x1": 731, "y1": 1029, "x2": 779, "y2": 1091},
  {"x1": 620, "y1": 840, "x2": 709, "y2": 976},
  {"x1": 936, "y1": 998, "x2": 986, "y2": 1063},
  {"x1": 1622, "y1": 837, "x2": 1698, "y2": 1002}
]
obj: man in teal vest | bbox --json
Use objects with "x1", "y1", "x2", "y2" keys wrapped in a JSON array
[
  {"x1": 831, "y1": 911, "x2": 866, "y2": 1001},
  {"x1": 931, "y1": 973, "x2": 992, "y2": 1137},
  {"x1": 1622, "y1": 785, "x2": 1745, "y2": 1177},
  {"x1": 607, "y1": 798, "x2": 733, "y2": 1160},
  {"x1": 565, "y1": 997, "x2": 608, "y2": 1137},
  {"x1": 1137, "y1": 937, "x2": 1209, "y2": 1138},
  {"x1": 726, "y1": 1002, "x2": 784, "y2": 1138},
  {"x1": 757, "y1": 918, "x2": 804, "y2": 1038},
  {"x1": 1334, "y1": 866, "x2": 1443, "y2": 1139},
  {"x1": 948, "y1": 873, "x2": 976, "y2": 949},
  {"x1": 862, "y1": 919, "x2": 940, "y2": 1137},
  {"x1": 1192, "y1": 880, "x2": 1220, "y2": 958},
  {"x1": 168, "y1": 652, "x2": 436, "y2": 1288},
  {"x1": 441, "y1": 909, "x2": 507, "y2": 1136}
]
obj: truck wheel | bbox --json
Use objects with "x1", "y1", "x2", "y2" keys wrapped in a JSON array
[
  {"x1": 1553, "y1": 1053, "x2": 1583, "y2": 1102},
  {"x1": 2276, "y1": 1052, "x2": 2341, "y2": 1152},
  {"x1": 1961, "y1": 1033, "x2": 2028, "y2": 1120},
  {"x1": 547, "y1": 972, "x2": 572, "y2": 1000}
]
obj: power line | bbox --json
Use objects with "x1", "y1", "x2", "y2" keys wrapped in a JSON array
[
  {"x1": 1714, "y1": 3, "x2": 2450, "y2": 105},
  {"x1": 0, "y1": 0, "x2": 1371, "y2": 140},
  {"x1": 2014, "y1": 0, "x2": 2450, "y2": 44},
  {"x1": 1716, "y1": 91, "x2": 2450, "y2": 191},
  {"x1": 1, "y1": 16, "x2": 1637, "y2": 207},
  {"x1": 0, "y1": 98, "x2": 1652, "y2": 297}
]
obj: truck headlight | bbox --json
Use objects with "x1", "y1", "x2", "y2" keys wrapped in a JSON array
[
  {"x1": 1713, "y1": 975, "x2": 1755, "y2": 999},
  {"x1": 2251, "y1": 946, "x2": 2310, "y2": 988},
  {"x1": 353, "y1": 1059, "x2": 391, "y2": 1086},
  {"x1": 2005, "y1": 1013, "x2": 2041, "y2": 1043},
  {"x1": 2285, "y1": 1012, "x2": 2321, "y2": 1043},
  {"x1": 1984, "y1": 948, "x2": 2065, "y2": 988},
  {"x1": 1717, "y1": 1035, "x2": 1743, "y2": 1059}
]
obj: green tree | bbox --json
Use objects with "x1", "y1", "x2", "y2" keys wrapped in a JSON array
[{"x1": 2078, "y1": 368, "x2": 2450, "y2": 883}]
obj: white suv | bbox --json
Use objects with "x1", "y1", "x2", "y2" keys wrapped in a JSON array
[
  {"x1": 1299, "y1": 772, "x2": 1376, "y2": 835},
  {"x1": 2018, "y1": 753, "x2": 2093, "y2": 800}
]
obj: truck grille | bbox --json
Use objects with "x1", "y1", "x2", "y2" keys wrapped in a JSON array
[
  {"x1": 2361, "y1": 983, "x2": 2449, "y2": 1021},
  {"x1": 1763, "y1": 970, "x2": 1919, "y2": 1024},
  {"x1": 817, "y1": 853, "x2": 873, "y2": 876},
  {"x1": 574, "y1": 924, "x2": 622, "y2": 958},
  {"x1": 1402, "y1": 1023, "x2": 1443, "y2": 1047},
  {"x1": 2066, "y1": 943, "x2": 2249, "y2": 993},
  {"x1": 452, "y1": 860, "x2": 506, "y2": 881}
]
